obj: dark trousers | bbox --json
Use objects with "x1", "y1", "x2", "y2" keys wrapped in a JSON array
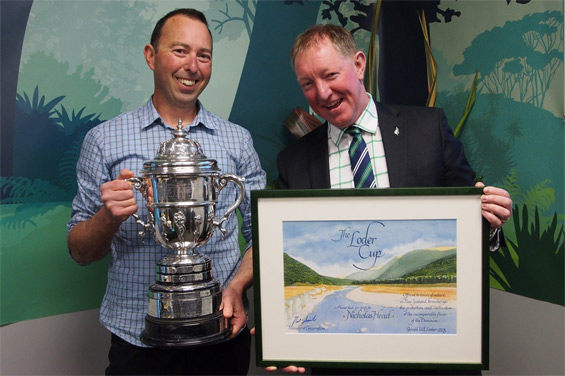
[{"x1": 106, "y1": 327, "x2": 251, "y2": 375}]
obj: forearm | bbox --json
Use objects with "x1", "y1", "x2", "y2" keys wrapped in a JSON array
[
  {"x1": 225, "y1": 134, "x2": 263, "y2": 293},
  {"x1": 68, "y1": 207, "x2": 121, "y2": 265},
  {"x1": 226, "y1": 247, "x2": 254, "y2": 294}
]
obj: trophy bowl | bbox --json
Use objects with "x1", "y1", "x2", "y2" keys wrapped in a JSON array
[{"x1": 128, "y1": 120, "x2": 245, "y2": 347}]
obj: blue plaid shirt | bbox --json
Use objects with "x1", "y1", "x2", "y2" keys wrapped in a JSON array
[{"x1": 68, "y1": 98, "x2": 266, "y2": 346}]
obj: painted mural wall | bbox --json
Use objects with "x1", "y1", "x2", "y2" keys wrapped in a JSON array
[
  {"x1": 430, "y1": 0, "x2": 563, "y2": 306},
  {"x1": 1, "y1": 0, "x2": 563, "y2": 325}
]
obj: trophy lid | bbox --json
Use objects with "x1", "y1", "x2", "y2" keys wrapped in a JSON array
[{"x1": 142, "y1": 119, "x2": 219, "y2": 175}]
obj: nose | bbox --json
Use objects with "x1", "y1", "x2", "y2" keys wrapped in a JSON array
[
  {"x1": 183, "y1": 54, "x2": 198, "y2": 73},
  {"x1": 315, "y1": 80, "x2": 331, "y2": 101}
]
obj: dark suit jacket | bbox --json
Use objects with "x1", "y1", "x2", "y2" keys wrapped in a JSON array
[
  {"x1": 277, "y1": 102, "x2": 474, "y2": 189},
  {"x1": 277, "y1": 103, "x2": 485, "y2": 376}
]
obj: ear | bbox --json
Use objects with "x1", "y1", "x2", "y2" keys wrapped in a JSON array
[
  {"x1": 353, "y1": 51, "x2": 366, "y2": 80},
  {"x1": 144, "y1": 44, "x2": 156, "y2": 71}
]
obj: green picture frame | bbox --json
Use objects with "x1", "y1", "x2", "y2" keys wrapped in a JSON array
[{"x1": 251, "y1": 187, "x2": 489, "y2": 371}]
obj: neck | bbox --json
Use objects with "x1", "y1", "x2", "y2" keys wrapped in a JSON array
[{"x1": 151, "y1": 96, "x2": 199, "y2": 127}]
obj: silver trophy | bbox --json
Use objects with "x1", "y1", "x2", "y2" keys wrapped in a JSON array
[{"x1": 128, "y1": 119, "x2": 245, "y2": 347}]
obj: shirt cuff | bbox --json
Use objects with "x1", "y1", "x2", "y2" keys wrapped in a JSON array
[{"x1": 489, "y1": 228, "x2": 502, "y2": 252}]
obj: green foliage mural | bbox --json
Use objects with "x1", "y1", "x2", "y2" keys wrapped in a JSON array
[
  {"x1": 1, "y1": 0, "x2": 563, "y2": 327},
  {"x1": 17, "y1": 0, "x2": 155, "y2": 115},
  {"x1": 453, "y1": 11, "x2": 563, "y2": 109},
  {"x1": 211, "y1": 0, "x2": 256, "y2": 37},
  {"x1": 432, "y1": 1, "x2": 563, "y2": 306},
  {"x1": 0, "y1": 0, "x2": 261, "y2": 325},
  {"x1": 491, "y1": 205, "x2": 564, "y2": 305},
  {"x1": 2, "y1": 64, "x2": 111, "y2": 324},
  {"x1": 10, "y1": 85, "x2": 102, "y2": 201}
]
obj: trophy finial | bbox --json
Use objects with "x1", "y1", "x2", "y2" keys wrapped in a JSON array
[{"x1": 172, "y1": 118, "x2": 186, "y2": 139}]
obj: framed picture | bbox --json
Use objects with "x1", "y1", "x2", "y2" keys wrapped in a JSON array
[{"x1": 251, "y1": 187, "x2": 489, "y2": 370}]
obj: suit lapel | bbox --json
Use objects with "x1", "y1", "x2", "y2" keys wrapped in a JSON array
[
  {"x1": 307, "y1": 123, "x2": 331, "y2": 188},
  {"x1": 377, "y1": 104, "x2": 407, "y2": 188}
]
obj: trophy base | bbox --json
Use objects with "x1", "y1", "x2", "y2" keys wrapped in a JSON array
[{"x1": 140, "y1": 310, "x2": 232, "y2": 347}]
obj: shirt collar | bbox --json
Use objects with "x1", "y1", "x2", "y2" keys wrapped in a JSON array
[
  {"x1": 140, "y1": 97, "x2": 217, "y2": 132},
  {"x1": 328, "y1": 93, "x2": 379, "y2": 146}
]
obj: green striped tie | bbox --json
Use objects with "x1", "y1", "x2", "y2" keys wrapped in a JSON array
[{"x1": 346, "y1": 127, "x2": 376, "y2": 188}]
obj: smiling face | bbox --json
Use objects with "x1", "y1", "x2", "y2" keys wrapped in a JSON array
[
  {"x1": 294, "y1": 36, "x2": 368, "y2": 129},
  {"x1": 144, "y1": 15, "x2": 212, "y2": 123}
]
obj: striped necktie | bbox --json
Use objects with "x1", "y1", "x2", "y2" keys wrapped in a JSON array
[{"x1": 346, "y1": 126, "x2": 376, "y2": 188}]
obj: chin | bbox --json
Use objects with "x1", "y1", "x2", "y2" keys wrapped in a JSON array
[{"x1": 327, "y1": 117, "x2": 351, "y2": 129}]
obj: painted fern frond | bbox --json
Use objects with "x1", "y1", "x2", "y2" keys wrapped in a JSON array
[
  {"x1": 364, "y1": 0, "x2": 382, "y2": 100},
  {"x1": 522, "y1": 179, "x2": 555, "y2": 215},
  {"x1": 418, "y1": 10, "x2": 437, "y2": 107},
  {"x1": 500, "y1": 169, "x2": 522, "y2": 203},
  {"x1": 453, "y1": 71, "x2": 479, "y2": 138}
]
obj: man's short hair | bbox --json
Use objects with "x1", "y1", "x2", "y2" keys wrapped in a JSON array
[
  {"x1": 150, "y1": 8, "x2": 212, "y2": 50},
  {"x1": 290, "y1": 24, "x2": 359, "y2": 69}
]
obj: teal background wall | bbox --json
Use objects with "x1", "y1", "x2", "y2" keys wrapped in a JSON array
[{"x1": 1, "y1": 0, "x2": 563, "y2": 327}]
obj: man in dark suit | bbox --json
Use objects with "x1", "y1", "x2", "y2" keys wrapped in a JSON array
[
  {"x1": 269, "y1": 24, "x2": 512, "y2": 375},
  {"x1": 277, "y1": 24, "x2": 511, "y2": 231},
  {"x1": 278, "y1": 103, "x2": 475, "y2": 190}
]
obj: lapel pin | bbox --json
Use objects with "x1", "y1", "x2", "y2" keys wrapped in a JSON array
[{"x1": 394, "y1": 127, "x2": 400, "y2": 136}]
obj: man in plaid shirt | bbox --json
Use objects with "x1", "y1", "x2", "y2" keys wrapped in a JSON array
[{"x1": 68, "y1": 8, "x2": 265, "y2": 375}]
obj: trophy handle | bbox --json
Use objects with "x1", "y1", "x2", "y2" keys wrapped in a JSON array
[
  {"x1": 125, "y1": 176, "x2": 152, "y2": 240},
  {"x1": 214, "y1": 174, "x2": 246, "y2": 237}
]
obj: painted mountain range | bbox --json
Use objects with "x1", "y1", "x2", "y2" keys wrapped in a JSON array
[{"x1": 284, "y1": 247, "x2": 456, "y2": 286}]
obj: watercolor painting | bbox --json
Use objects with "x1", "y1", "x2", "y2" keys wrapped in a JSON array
[{"x1": 283, "y1": 219, "x2": 458, "y2": 335}]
